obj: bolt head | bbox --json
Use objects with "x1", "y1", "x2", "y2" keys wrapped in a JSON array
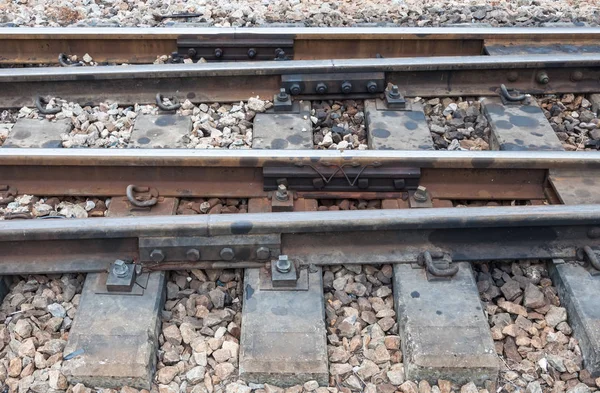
[
  {"x1": 188, "y1": 48, "x2": 197, "y2": 57},
  {"x1": 112, "y1": 259, "x2": 129, "y2": 277},
  {"x1": 150, "y1": 249, "x2": 165, "y2": 262},
  {"x1": 248, "y1": 48, "x2": 257, "y2": 58},
  {"x1": 186, "y1": 248, "x2": 200, "y2": 262},
  {"x1": 315, "y1": 83, "x2": 328, "y2": 94},
  {"x1": 290, "y1": 84, "x2": 302, "y2": 95},
  {"x1": 341, "y1": 81, "x2": 352, "y2": 94},
  {"x1": 256, "y1": 247, "x2": 271, "y2": 260},
  {"x1": 220, "y1": 247, "x2": 235, "y2": 261},
  {"x1": 366, "y1": 81, "x2": 378, "y2": 94},
  {"x1": 214, "y1": 48, "x2": 223, "y2": 58},
  {"x1": 414, "y1": 186, "x2": 429, "y2": 202},
  {"x1": 276, "y1": 255, "x2": 292, "y2": 273}
]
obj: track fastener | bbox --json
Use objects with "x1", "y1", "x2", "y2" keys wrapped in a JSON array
[
  {"x1": 413, "y1": 185, "x2": 429, "y2": 202},
  {"x1": 220, "y1": 247, "x2": 235, "y2": 261},
  {"x1": 112, "y1": 259, "x2": 129, "y2": 278},
  {"x1": 536, "y1": 71, "x2": 549, "y2": 85},
  {"x1": 256, "y1": 247, "x2": 271, "y2": 260},
  {"x1": 341, "y1": 81, "x2": 353, "y2": 94},
  {"x1": 315, "y1": 83, "x2": 328, "y2": 94},
  {"x1": 275, "y1": 255, "x2": 292, "y2": 273},
  {"x1": 275, "y1": 184, "x2": 289, "y2": 201},
  {"x1": 150, "y1": 249, "x2": 165, "y2": 262},
  {"x1": 366, "y1": 81, "x2": 378, "y2": 94},
  {"x1": 186, "y1": 248, "x2": 200, "y2": 261}
]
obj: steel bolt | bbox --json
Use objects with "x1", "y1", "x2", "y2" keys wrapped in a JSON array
[
  {"x1": 276, "y1": 88, "x2": 289, "y2": 102},
  {"x1": 220, "y1": 247, "x2": 235, "y2": 261},
  {"x1": 289, "y1": 84, "x2": 302, "y2": 95},
  {"x1": 341, "y1": 81, "x2": 353, "y2": 94},
  {"x1": 366, "y1": 81, "x2": 378, "y2": 94},
  {"x1": 315, "y1": 83, "x2": 328, "y2": 95},
  {"x1": 275, "y1": 255, "x2": 292, "y2": 273},
  {"x1": 112, "y1": 259, "x2": 129, "y2": 278},
  {"x1": 274, "y1": 48, "x2": 284, "y2": 58},
  {"x1": 256, "y1": 246, "x2": 271, "y2": 260},
  {"x1": 588, "y1": 227, "x2": 600, "y2": 239},
  {"x1": 186, "y1": 248, "x2": 200, "y2": 262},
  {"x1": 150, "y1": 249, "x2": 165, "y2": 262},
  {"x1": 507, "y1": 71, "x2": 519, "y2": 82},
  {"x1": 187, "y1": 48, "x2": 197, "y2": 58},
  {"x1": 536, "y1": 71, "x2": 549, "y2": 85},
  {"x1": 247, "y1": 48, "x2": 257, "y2": 59},
  {"x1": 388, "y1": 85, "x2": 401, "y2": 99},
  {"x1": 413, "y1": 185, "x2": 429, "y2": 202},
  {"x1": 214, "y1": 48, "x2": 223, "y2": 58},
  {"x1": 275, "y1": 184, "x2": 289, "y2": 201},
  {"x1": 571, "y1": 71, "x2": 584, "y2": 82}
]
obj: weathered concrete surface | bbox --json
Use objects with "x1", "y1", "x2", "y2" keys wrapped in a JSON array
[
  {"x1": 2, "y1": 119, "x2": 71, "y2": 148},
  {"x1": 365, "y1": 100, "x2": 434, "y2": 150},
  {"x1": 252, "y1": 102, "x2": 313, "y2": 149},
  {"x1": 549, "y1": 261, "x2": 600, "y2": 376},
  {"x1": 481, "y1": 97, "x2": 563, "y2": 151},
  {"x1": 239, "y1": 267, "x2": 328, "y2": 386},
  {"x1": 393, "y1": 262, "x2": 498, "y2": 385},
  {"x1": 62, "y1": 272, "x2": 166, "y2": 389},
  {"x1": 129, "y1": 115, "x2": 191, "y2": 148}
]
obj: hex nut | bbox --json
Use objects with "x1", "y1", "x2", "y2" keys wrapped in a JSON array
[
  {"x1": 256, "y1": 247, "x2": 271, "y2": 260},
  {"x1": 186, "y1": 248, "x2": 201, "y2": 262},
  {"x1": 150, "y1": 249, "x2": 165, "y2": 262},
  {"x1": 315, "y1": 83, "x2": 328, "y2": 94},
  {"x1": 220, "y1": 247, "x2": 235, "y2": 261}
]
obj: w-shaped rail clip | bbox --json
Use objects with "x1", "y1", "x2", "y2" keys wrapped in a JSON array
[
  {"x1": 417, "y1": 251, "x2": 458, "y2": 282},
  {"x1": 577, "y1": 246, "x2": 600, "y2": 276}
]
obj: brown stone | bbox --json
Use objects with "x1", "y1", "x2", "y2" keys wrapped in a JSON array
[{"x1": 503, "y1": 337, "x2": 522, "y2": 363}]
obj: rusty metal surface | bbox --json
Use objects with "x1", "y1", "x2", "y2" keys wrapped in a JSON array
[
  {"x1": 0, "y1": 207, "x2": 599, "y2": 273},
  {"x1": 1, "y1": 54, "x2": 600, "y2": 106},
  {"x1": 548, "y1": 169, "x2": 600, "y2": 205},
  {"x1": 1, "y1": 204, "x2": 600, "y2": 242},
  {"x1": 2, "y1": 26, "x2": 600, "y2": 64}
]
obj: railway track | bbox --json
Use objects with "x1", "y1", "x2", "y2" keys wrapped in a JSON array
[{"x1": 0, "y1": 26, "x2": 600, "y2": 393}]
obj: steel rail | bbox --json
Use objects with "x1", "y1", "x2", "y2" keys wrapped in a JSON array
[
  {"x1": 0, "y1": 204, "x2": 598, "y2": 241},
  {"x1": 2, "y1": 27, "x2": 600, "y2": 65},
  {"x1": 2, "y1": 54, "x2": 600, "y2": 81},
  {"x1": 0, "y1": 205, "x2": 598, "y2": 274},
  {"x1": 3, "y1": 26, "x2": 600, "y2": 38},
  {"x1": 0, "y1": 148, "x2": 598, "y2": 168},
  {"x1": 2, "y1": 52, "x2": 599, "y2": 106}
]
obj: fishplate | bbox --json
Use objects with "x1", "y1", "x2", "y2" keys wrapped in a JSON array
[
  {"x1": 177, "y1": 33, "x2": 294, "y2": 61},
  {"x1": 263, "y1": 164, "x2": 420, "y2": 192},
  {"x1": 138, "y1": 234, "x2": 281, "y2": 264},
  {"x1": 281, "y1": 72, "x2": 385, "y2": 97}
]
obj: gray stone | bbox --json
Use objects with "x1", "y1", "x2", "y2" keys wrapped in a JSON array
[
  {"x1": 545, "y1": 305, "x2": 568, "y2": 327},
  {"x1": 47, "y1": 303, "x2": 67, "y2": 318},
  {"x1": 62, "y1": 272, "x2": 166, "y2": 389},
  {"x1": 500, "y1": 280, "x2": 522, "y2": 301},
  {"x1": 209, "y1": 289, "x2": 226, "y2": 309},
  {"x1": 186, "y1": 366, "x2": 205, "y2": 384},
  {"x1": 523, "y1": 283, "x2": 546, "y2": 309},
  {"x1": 393, "y1": 262, "x2": 498, "y2": 385},
  {"x1": 2, "y1": 118, "x2": 71, "y2": 148}
]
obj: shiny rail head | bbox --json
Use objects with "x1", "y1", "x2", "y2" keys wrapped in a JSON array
[
  {"x1": 0, "y1": 148, "x2": 598, "y2": 169},
  {"x1": 1, "y1": 54, "x2": 600, "y2": 82},
  {"x1": 1, "y1": 204, "x2": 600, "y2": 242}
]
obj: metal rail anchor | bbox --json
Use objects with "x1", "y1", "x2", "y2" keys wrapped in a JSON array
[
  {"x1": 271, "y1": 255, "x2": 299, "y2": 288},
  {"x1": 499, "y1": 84, "x2": 530, "y2": 105},
  {"x1": 577, "y1": 245, "x2": 600, "y2": 276},
  {"x1": 417, "y1": 251, "x2": 458, "y2": 281},
  {"x1": 126, "y1": 185, "x2": 159, "y2": 210}
]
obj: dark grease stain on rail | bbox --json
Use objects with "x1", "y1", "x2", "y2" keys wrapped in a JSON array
[{"x1": 231, "y1": 220, "x2": 254, "y2": 234}]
